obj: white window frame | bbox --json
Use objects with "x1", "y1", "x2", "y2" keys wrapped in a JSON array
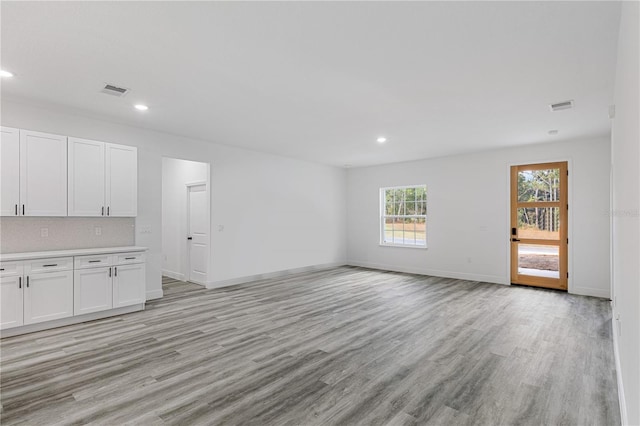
[{"x1": 380, "y1": 185, "x2": 427, "y2": 248}]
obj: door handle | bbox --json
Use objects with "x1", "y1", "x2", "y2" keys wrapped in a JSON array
[
  {"x1": 102, "y1": 206, "x2": 105, "y2": 216},
  {"x1": 18, "y1": 276, "x2": 21, "y2": 289},
  {"x1": 187, "y1": 237, "x2": 193, "y2": 240},
  {"x1": 114, "y1": 267, "x2": 117, "y2": 277},
  {"x1": 15, "y1": 204, "x2": 18, "y2": 215},
  {"x1": 22, "y1": 204, "x2": 25, "y2": 215},
  {"x1": 109, "y1": 267, "x2": 112, "y2": 277},
  {"x1": 511, "y1": 238, "x2": 521, "y2": 242},
  {"x1": 26, "y1": 276, "x2": 29, "y2": 288}
]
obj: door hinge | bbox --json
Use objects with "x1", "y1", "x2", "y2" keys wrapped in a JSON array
[
  {"x1": 567, "y1": 238, "x2": 569, "y2": 244},
  {"x1": 567, "y1": 170, "x2": 569, "y2": 176},
  {"x1": 567, "y1": 272, "x2": 569, "y2": 278}
]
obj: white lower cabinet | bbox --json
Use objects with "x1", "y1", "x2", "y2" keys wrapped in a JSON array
[
  {"x1": 113, "y1": 263, "x2": 145, "y2": 308},
  {"x1": 24, "y1": 270, "x2": 74, "y2": 325},
  {"x1": 0, "y1": 275, "x2": 24, "y2": 329},
  {"x1": 74, "y1": 267, "x2": 112, "y2": 315},
  {"x1": 0, "y1": 249, "x2": 146, "y2": 333}
]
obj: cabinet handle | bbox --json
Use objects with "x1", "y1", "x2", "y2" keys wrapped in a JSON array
[
  {"x1": 43, "y1": 264, "x2": 58, "y2": 267},
  {"x1": 125, "y1": 257, "x2": 136, "y2": 260},
  {"x1": 0, "y1": 268, "x2": 4, "y2": 271},
  {"x1": 22, "y1": 204, "x2": 25, "y2": 215},
  {"x1": 107, "y1": 206, "x2": 110, "y2": 216},
  {"x1": 102, "y1": 206, "x2": 105, "y2": 216},
  {"x1": 15, "y1": 204, "x2": 18, "y2": 215},
  {"x1": 114, "y1": 267, "x2": 118, "y2": 277},
  {"x1": 109, "y1": 267, "x2": 112, "y2": 277},
  {"x1": 26, "y1": 276, "x2": 29, "y2": 288},
  {"x1": 18, "y1": 276, "x2": 21, "y2": 289},
  {"x1": 88, "y1": 260, "x2": 101, "y2": 263}
]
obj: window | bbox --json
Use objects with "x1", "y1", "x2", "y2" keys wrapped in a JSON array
[{"x1": 380, "y1": 185, "x2": 427, "y2": 247}]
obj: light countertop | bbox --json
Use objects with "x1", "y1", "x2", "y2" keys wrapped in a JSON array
[{"x1": 0, "y1": 246, "x2": 148, "y2": 262}]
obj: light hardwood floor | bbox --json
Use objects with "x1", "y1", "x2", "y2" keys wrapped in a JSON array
[{"x1": 0, "y1": 267, "x2": 620, "y2": 425}]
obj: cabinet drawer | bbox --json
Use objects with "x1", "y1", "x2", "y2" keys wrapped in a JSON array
[
  {"x1": 25, "y1": 257, "x2": 73, "y2": 273},
  {"x1": 0, "y1": 261, "x2": 23, "y2": 277},
  {"x1": 74, "y1": 255, "x2": 112, "y2": 269},
  {"x1": 114, "y1": 252, "x2": 145, "y2": 265}
]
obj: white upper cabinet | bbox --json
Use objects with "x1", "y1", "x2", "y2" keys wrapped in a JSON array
[
  {"x1": 68, "y1": 137, "x2": 106, "y2": 217},
  {"x1": 68, "y1": 140, "x2": 137, "y2": 217},
  {"x1": 20, "y1": 130, "x2": 68, "y2": 216},
  {"x1": 0, "y1": 127, "x2": 20, "y2": 216},
  {"x1": 105, "y1": 143, "x2": 137, "y2": 217}
]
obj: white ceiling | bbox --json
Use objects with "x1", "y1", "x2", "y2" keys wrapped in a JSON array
[{"x1": 0, "y1": 1, "x2": 621, "y2": 167}]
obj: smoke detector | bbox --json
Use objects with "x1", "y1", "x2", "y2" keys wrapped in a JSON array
[
  {"x1": 549, "y1": 100, "x2": 574, "y2": 112},
  {"x1": 100, "y1": 83, "x2": 130, "y2": 97}
]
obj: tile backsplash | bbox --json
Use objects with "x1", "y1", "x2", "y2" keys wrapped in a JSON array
[{"x1": 0, "y1": 217, "x2": 135, "y2": 253}]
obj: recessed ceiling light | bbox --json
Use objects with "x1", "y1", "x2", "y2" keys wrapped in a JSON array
[
  {"x1": 377, "y1": 137, "x2": 387, "y2": 143},
  {"x1": 134, "y1": 104, "x2": 149, "y2": 111},
  {"x1": 548, "y1": 130, "x2": 559, "y2": 135},
  {"x1": 0, "y1": 70, "x2": 14, "y2": 78}
]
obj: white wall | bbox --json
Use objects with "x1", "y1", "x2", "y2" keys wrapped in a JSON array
[
  {"x1": 1, "y1": 98, "x2": 348, "y2": 299},
  {"x1": 161, "y1": 158, "x2": 208, "y2": 281},
  {"x1": 611, "y1": 2, "x2": 639, "y2": 424},
  {"x1": 347, "y1": 137, "x2": 611, "y2": 298}
]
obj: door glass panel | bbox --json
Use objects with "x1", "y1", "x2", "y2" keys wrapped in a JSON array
[
  {"x1": 518, "y1": 169, "x2": 561, "y2": 202},
  {"x1": 518, "y1": 244, "x2": 559, "y2": 278},
  {"x1": 517, "y1": 207, "x2": 560, "y2": 240}
]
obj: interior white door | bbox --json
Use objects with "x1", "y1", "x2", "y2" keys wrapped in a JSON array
[
  {"x1": 74, "y1": 267, "x2": 112, "y2": 315},
  {"x1": 187, "y1": 184, "x2": 208, "y2": 285},
  {"x1": 20, "y1": 130, "x2": 68, "y2": 216},
  {"x1": 0, "y1": 127, "x2": 20, "y2": 216},
  {"x1": 24, "y1": 270, "x2": 74, "y2": 324},
  {"x1": 68, "y1": 137, "x2": 106, "y2": 217},
  {"x1": 113, "y1": 263, "x2": 145, "y2": 308},
  {"x1": 105, "y1": 143, "x2": 137, "y2": 217},
  {"x1": 0, "y1": 275, "x2": 24, "y2": 329}
]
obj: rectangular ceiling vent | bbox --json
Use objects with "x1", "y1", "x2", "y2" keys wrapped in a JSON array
[
  {"x1": 550, "y1": 100, "x2": 574, "y2": 111},
  {"x1": 101, "y1": 83, "x2": 130, "y2": 97}
]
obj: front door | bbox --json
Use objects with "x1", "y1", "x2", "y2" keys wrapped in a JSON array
[{"x1": 510, "y1": 162, "x2": 568, "y2": 290}]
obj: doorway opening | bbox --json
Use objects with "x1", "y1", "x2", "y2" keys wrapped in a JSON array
[
  {"x1": 510, "y1": 161, "x2": 568, "y2": 290},
  {"x1": 161, "y1": 157, "x2": 210, "y2": 287}
]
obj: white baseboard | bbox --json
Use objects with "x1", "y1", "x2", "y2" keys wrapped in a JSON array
[
  {"x1": 146, "y1": 289, "x2": 164, "y2": 300},
  {"x1": 1, "y1": 304, "x2": 144, "y2": 338},
  {"x1": 347, "y1": 260, "x2": 508, "y2": 285},
  {"x1": 612, "y1": 315, "x2": 628, "y2": 426},
  {"x1": 162, "y1": 269, "x2": 185, "y2": 281},
  {"x1": 570, "y1": 286, "x2": 611, "y2": 299},
  {"x1": 207, "y1": 262, "x2": 345, "y2": 289}
]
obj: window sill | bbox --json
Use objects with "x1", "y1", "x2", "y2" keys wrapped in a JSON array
[{"x1": 379, "y1": 243, "x2": 428, "y2": 249}]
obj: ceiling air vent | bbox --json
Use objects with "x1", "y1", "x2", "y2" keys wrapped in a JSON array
[
  {"x1": 101, "y1": 83, "x2": 130, "y2": 97},
  {"x1": 549, "y1": 100, "x2": 574, "y2": 111}
]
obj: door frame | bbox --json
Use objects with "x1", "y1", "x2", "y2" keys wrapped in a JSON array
[
  {"x1": 185, "y1": 181, "x2": 210, "y2": 286},
  {"x1": 506, "y1": 159, "x2": 573, "y2": 292}
]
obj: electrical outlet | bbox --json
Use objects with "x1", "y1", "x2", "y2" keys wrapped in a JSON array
[
  {"x1": 40, "y1": 228, "x2": 49, "y2": 238},
  {"x1": 95, "y1": 226, "x2": 102, "y2": 236}
]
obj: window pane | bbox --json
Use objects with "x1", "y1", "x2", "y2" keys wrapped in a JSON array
[
  {"x1": 384, "y1": 217, "x2": 394, "y2": 243},
  {"x1": 403, "y1": 218, "x2": 416, "y2": 245},
  {"x1": 415, "y1": 217, "x2": 426, "y2": 245},
  {"x1": 518, "y1": 169, "x2": 560, "y2": 202},
  {"x1": 518, "y1": 244, "x2": 559, "y2": 278},
  {"x1": 517, "y1": 207, "x2": 560, "y2": 240}
]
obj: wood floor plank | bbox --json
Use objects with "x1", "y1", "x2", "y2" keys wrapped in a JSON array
[{"x1": 0, "y1": 267, "x2": 620, "y2": 425}]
